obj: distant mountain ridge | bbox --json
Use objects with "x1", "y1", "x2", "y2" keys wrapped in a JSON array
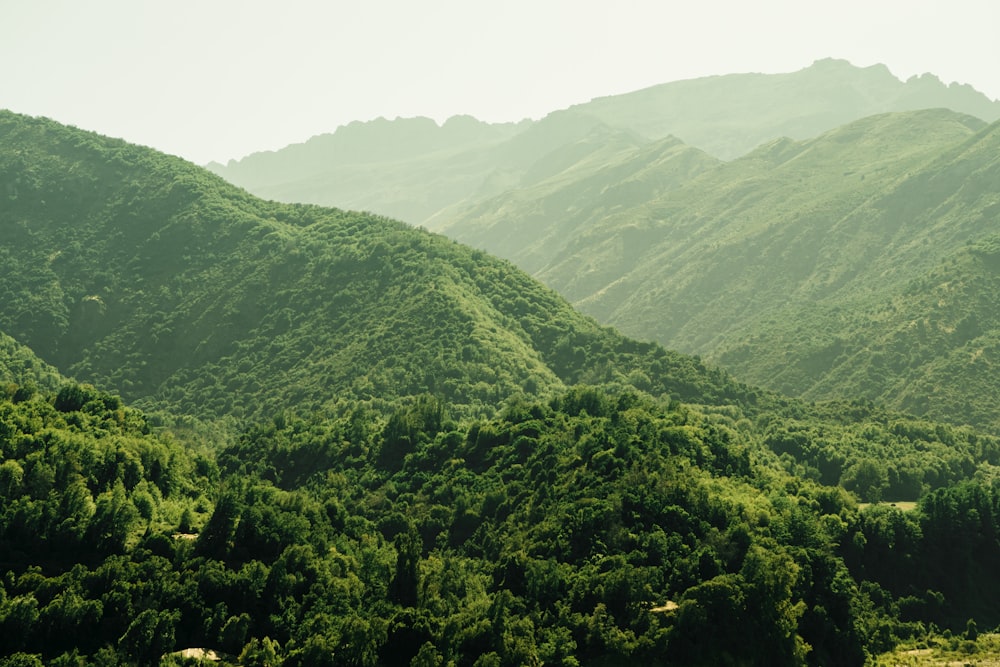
[
  {"x1": 208, "y1": 114, "x2": 526, "y2": 185},
  {"x1": 209, "y1": 59, "x2": 1000, "y2": 228},
  {"x1": 571, "y1": 58, "x2": 1000, "y2": 159}
]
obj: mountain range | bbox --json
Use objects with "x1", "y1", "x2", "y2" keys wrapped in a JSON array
[
  {"x1": 209, "y1": 58, "x2": 1000, "y2": 228},
  {"x1": 436, "y1": 109, "x2": 1000, "y2": 430},
  {"x1": 205, "y1": 60, "x2": 1000, "y2": 432},
  {"x1": 6, "y1": 103, "x2": 1000, "y2": 665}
]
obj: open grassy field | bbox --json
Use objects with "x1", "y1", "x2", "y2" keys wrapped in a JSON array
[{"x1": 874, "y1": 633, "x2": 1000, "y2": 666}]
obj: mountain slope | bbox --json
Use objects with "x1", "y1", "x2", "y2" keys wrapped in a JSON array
[
  {"x1": 428, "y1": 133, "x2": 721, "y2": 273},
  {"x1": 718, "y1": 235, "x2": 1000, "y2": 429},
  {"x1": 524, "y1": 111, "x2": 1000, "y2": 427},
  {"x1": 0, "y1": 110, "x2": 751, "y2": 423},
  {"x1": 547, "y1": 110, "x2": 985, "y2": 326},
  {"x1": 10, "y1": 113, "x2": 1000, "y2": 666}
]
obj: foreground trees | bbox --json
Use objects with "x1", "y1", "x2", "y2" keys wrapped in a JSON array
[{"x1": 2, "y1": 383, "x2": 999, "y2": 665}]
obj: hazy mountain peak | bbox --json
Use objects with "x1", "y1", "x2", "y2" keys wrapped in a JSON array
[
  {"x1": 808, "y1": 56, "x2": 858, "y2": 69},
  {"x1": 907, "y1": 71, "x2": 943, "y2": 85},
  {"x1": 569, "y1": 59, "x2": 1000, "y2": 160}
]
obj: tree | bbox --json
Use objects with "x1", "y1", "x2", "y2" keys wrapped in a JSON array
[
  {"x1": 196, "y1": 486, "x2": 242, "y2": 559},
  {"x1": 118, "y1": 609, "x2": 178, "y2": 664},
  {"x1": 410, "y1": 642, "x2": 443, "y2": 667},
  {"x1": 841, "y1": 459, "x2": 888, "y2": 502},
  {"x1": 88, "y1": 480, "x2": 139, "y2": 553},
  {"x1": 391, "y1": 525, "x2": 421, "y2": 607},
  {"x1": 239, "y1": 636, "x2": 282, "y2": 667},
  {"x1": 966, "y1": 617, "x2": 979, "y2": 641}
]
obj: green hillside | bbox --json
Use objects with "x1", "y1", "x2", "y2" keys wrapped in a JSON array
[
  {"x1": 540, "y1": 109, "x2": 987, "y2": 312},
  {"x1": 719, "y1": 237, "x2": 1000, "y2": 429},
  {"x1": 429, "y1": 133, "x2": 720, "y2": 274},
  {"x1": 0, "y1": 110, "x2": 750, "y2": 424}
]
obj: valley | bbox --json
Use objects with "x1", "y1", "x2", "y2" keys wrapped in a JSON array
[{"x1": 2, "y1": 58, "x2": 1000, "y2": 666}]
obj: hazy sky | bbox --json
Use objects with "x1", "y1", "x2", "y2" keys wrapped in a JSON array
[{"x1": 3, "y1": 0, "x2": 999, "y2": 164}]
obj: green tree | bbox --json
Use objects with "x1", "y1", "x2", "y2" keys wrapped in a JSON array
[
  {"x1": 118, "y1": 609, "x2": 179, "y2": 664},
  {"x1": 88, "y1": 480, "x2": 139, "y2": 552},
  {"x1": 841, "y1": 458, "x2": 888, "y2": 502},
  {"x1": 240, "y1": 636, "x2": 282, "y2": 667},
  {"x1": 409, "y1": 642, "x2": 443, "y2": 667},
  {"x1": 392, "y1": 525, "x2": 421, "y2": 607}
]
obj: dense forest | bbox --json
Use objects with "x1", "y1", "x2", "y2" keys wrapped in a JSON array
[
  {"x1": 4, "y1": 109, "x2": 1000, "y2": 666},
  {"x1": 5, "y1": 380, "x2": 1000, "y2": 665}
]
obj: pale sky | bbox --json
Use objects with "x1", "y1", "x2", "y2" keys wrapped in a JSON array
[{"x1": 3, "y1": 0, "x2": 998, "y2": 165}]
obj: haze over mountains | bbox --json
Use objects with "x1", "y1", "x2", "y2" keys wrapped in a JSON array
[{"x1": 209, "y1": 59, "x2": 1000, "y2": 227}]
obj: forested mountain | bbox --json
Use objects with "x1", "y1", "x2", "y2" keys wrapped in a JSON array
[
  {"x1": 6, "y1": 111, "x2": 1000, "y2": 665},
  {"x1": 0, "y1": 110, "x2": 749, "y2": 424},
  {"x1": 210, "y1": 59, "x2": 1000, "y2": 229}
]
